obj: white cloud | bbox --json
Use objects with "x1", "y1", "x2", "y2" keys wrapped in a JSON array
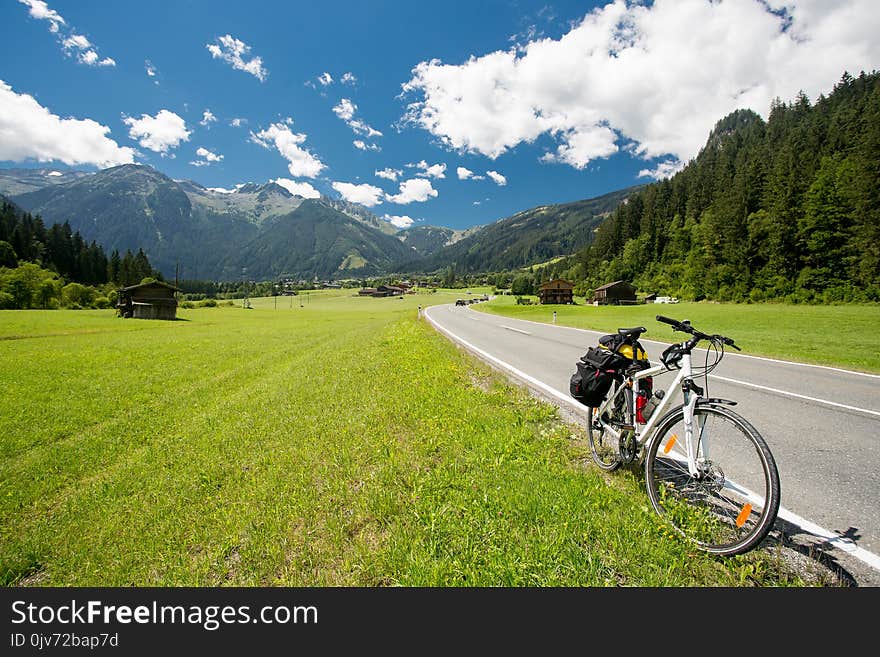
[
  {"x1": 401, "y1": 0, "x2": 880, "y2": 169},
  {"x1": 123, "y1": 109, "x2": 191, "y2": 154},
  {"x1": 208, "y1": 186, "x2": 236, "y2": 194},
  {"x1": 341, "y1": 72, "x2": 357, "y2": 85},
  {"x1": 387, "y1": 178, "x2": 438, "y2": 204},
  {"x1": 318, "y1": 72, "x2": 333, "y2": 86},
  {"x1": 0, "y1": 80, "x2": 134, "y2": 167},
  {"x1": 375, "y1": 167, "x2": 402, "y2": 181},
  {"x1": 250, "y1": 122, "x2": 326, "y2": 178},
  {"x1": 332, "y1": 98, "x2": 383, "y2": 138},
  {"x1": 17, "y1": 1, "x2": 64, "y2": 32},
  {"x1": 456, "y1": 166, "x2": 484, "y2": 180},
  {"x1": 273, "y1": 177, "x2": 321, "y2": 198},
  {"x1": 638, "y1": 159, "x2": 686, "y2": 180},
  {"x1": 383, "y1": 214, "x2": 414, "y2": 229},
  {"x1": 189, "y1": 146, "x2": 223, "y2": 167},
  {"x1": 206, "y1": 34, "x2": 267, "y2": 81},
  {"x1": 145, "y1": 60, "x2": 157, "y2": 79},
  {"x1": 200, "y1": 109, "x2": 217, "y2": 127},
  {"x1": 62, "y1": 34, "x2": 90, "y2": 50},
  {"x1": 353, "y1": 140, "x2": 380, "y2": 152},
  {"x1": 412, "y1": 160, "x2": 446, "y2": 179},
  {"x1": 331, "y1": 181, "x2": 385, "y2": 207},
  {"x1": 20, "y1": 2, "x2": 116, "y2": 67},
  {"x1": 332, "y1": 98, "x2": 355, "y2": 121},
  {"x1": 230, "y1": 117, "x2": 247, "y2": 127},
  {"x1": 486, "y1": 170, "x2": 507, "y2": 186}
]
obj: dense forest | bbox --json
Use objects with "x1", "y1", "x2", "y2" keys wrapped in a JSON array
[
  {"x1": 561, "y1": 70, "x2": 880, "y2": 303},
  {"x1": 0, "y1": 199, "x2": 161, "y2": 309}
]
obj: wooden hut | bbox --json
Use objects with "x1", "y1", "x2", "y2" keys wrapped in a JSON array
[
  {"x1": 593, "y1": 280, "x2": 636, "y2": 305},
  {"x1": 117, "y1": 280, "x2": 180, "y2": 320},
  {"x1": 538, "y1": 279, "x2": 575, "y2": 304}
]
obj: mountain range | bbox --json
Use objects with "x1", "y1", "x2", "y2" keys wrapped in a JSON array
[{"x1": 0, "y1": 164, "x2": 640, "y2": 281}]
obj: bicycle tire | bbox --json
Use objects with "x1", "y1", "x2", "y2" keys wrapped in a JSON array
[
  {"x1": 588, "y1": 381, "x2": 624, "y2": 471},
  {"x1": 644, "y1": 405, "x2": 780, "y2": 556}
]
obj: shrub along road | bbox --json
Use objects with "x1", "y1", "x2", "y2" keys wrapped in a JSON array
[{"x1": 425, "y1": 302, "x2": 880, "y2": 586}]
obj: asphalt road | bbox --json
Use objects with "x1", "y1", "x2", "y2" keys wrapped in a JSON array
[{"x1": 425, "y1": 302, "x2": 880, "y2": 586}]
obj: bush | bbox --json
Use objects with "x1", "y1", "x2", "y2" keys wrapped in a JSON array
[
  {"x1": 61, "y1": 282, "x2": 95, "y2": 308},
  {"x1": 180, "y1": 301, "x2": 195, "y2": 309},
  {"x1": 198, "y1": 298, "x2": 218, "y2": 307},
  {"x1": 93, "y1": 296, "x2": 111, "y2": 309}
]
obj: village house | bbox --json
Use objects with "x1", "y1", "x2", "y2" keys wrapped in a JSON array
[
  {"x1": 116, "y1": 280, "x2": 180, "y2": 320},
  {"x1": 538, "y1": 278, "x2": 575, "y2": 305}
]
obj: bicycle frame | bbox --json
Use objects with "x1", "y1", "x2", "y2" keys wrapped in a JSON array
[{"x1": 592, "y1": 350, "x2": 706, "y2": 476}]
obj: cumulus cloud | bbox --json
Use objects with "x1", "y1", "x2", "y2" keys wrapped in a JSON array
[
  {"x1": 230, "y1": 117, "x2": 247, "y2": 127},
  {"x1": 456, "y1": 166, "x2": 485, "y2": 180},
  {"x1": 0, "y1": 80, "x2": 134, "y2": 167},
  {"x1": 375, "y1": 167, "x2": 402, "y2": 181},
  {"x1": 341, "y1": 72, "x2": 357, "y2": 85},
  {"x1": 318, "y1": 72, "x2": 333, "y2": 86},
  {"x1": 386, "y1": 178, "x2": 438, "y2": 204},
  {"x1": 123, "y1": 109, "x2": 191, "y2": 154},
  {"x1": 206, "y1": 34, "x2": 267, "y2": 81},
  {"x1": 331, "y1": 181, "x2": 385, "y2": 207},
  {"x1": 383, "y1": 214, "x2": 414, "y2": 229},
  {"x1": 189, "y1": 146, "x2": 223, "y2": 167},
  {"x1": 250, "y1": 122, "x2": 326, "y2": 178},
  {"x1": 332, "y1": 98, "x2": 383, "y2": 138},
  {"x1": 486, "y1": 170, "x2": 507, "y2": 186},
  {"x1": 19, "y1": 1, "x2": 115, "y2": 66},
  {"x1": 411, "y1": 160, "x2": 446, "y2": 179},
  {"x1": 401, "y1": 0, "x2": 880, "y2": 172},
  {"x1": 273, "y1": 177, "x2": 321, "y2": 198},
  {"x1": 145, "y1": 60, "x2": 159, "y2": 82},
  {"x1": 200, "y1": 110, "x2": 217, "y2": 128},
  {"x1": 353, "y1": 140, "x2": 380, "y2": 152},
  {"x1": 17, "y1": 0, "x2": 63, "y2": 32}
]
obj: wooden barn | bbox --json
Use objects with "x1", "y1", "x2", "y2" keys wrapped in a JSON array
[
  {"x1": 117, "y1": 280, "x2": 180, "y2": 320},
  {"x1": 593, "y1": 280, "x2": 637, "y2": 305},
  {"x1": 538, "y1": 278, "x2": 575, "y2": 304}
]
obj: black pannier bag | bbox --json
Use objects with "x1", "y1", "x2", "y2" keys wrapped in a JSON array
[{"x1": 570, "y1": 345, "x2": 629, "y2": 407}]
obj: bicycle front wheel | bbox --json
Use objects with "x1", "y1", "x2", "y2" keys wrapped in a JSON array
[{"x1": 644, "y1": 405, "x2": 780, "y2": 556}]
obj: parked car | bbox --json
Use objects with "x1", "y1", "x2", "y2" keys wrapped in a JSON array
[
  {"x1": 654, "y1": 296, "x2": 679, "y2": 304},
  {"x1": 455, "y1": 299, "x2": 467, "y2": 306}
]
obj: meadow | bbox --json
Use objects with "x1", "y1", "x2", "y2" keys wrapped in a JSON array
[{"x1": 0, "y1": 290, "x2": 833, "y2": 586}]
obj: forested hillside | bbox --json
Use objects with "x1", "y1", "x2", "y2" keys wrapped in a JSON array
[
  {"x1": 565, "y1": 71, "x2": 880, "y2": 302},
  {"x1": 0, "y1": 198, "x2": 161, "y2": 309}
]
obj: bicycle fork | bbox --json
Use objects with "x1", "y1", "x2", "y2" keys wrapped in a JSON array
[{"x1": 682, "y1": 382, "x2": 707, "y2": 478}]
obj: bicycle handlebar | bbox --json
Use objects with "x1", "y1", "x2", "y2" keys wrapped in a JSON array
[{"x1": 655, "y1": 315, "x2": 741, "y2": 351}]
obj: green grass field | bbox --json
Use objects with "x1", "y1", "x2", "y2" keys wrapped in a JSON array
[
  {"x1": 477, "y1": 295, "x2": 880, "y2": 373},
  {"x1": 0, "y1": 291, "x2": 831, "y2": 586}
]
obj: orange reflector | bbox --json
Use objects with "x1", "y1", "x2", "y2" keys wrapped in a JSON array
[
  {"x1": 736, "y1": 504, "x2": 752, "y2": 527},
  {"x1": 663, "y1": 434, "x2": 678, "y2": 454}
]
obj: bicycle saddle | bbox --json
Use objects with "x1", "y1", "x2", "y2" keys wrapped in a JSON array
[{"x1": 617, "y1": 326, "x2": 647, "y2": 338}]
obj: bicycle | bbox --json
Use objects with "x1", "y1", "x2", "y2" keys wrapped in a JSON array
[{"x1": 586, "y1": 315, "x2": 781, "y2": 556}]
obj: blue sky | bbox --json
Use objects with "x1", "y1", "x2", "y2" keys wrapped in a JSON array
[{"x1": 2, "y1": 1, "x2": 878, "y2": 231}]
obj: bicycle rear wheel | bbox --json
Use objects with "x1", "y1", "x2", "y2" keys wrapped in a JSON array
[
  {"x1": 588, "y1": 382, "x2": 625, "y2": 471},
  {"x1": 644, "y1": 405, "x2": 780, "y2": 556}
]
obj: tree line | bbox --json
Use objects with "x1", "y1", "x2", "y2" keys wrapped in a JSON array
[
  {"x1": 0, "y1": 199, "x2": 161, "y2": 309},
  {"x1": 560, "y1": 70, "x2": 880, "y2": 303}
]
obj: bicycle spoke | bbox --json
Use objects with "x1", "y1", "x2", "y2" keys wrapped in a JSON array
[{"x1": 645, "y1": 406, "x2": 780, "y2": 556}]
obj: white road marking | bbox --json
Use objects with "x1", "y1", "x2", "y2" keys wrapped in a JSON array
[
  {"x1": 424, "y1": 304, "x2": 880, "y2": 575},
  {"x1": 501, "y1": 325, "x2": 531, "y2": 335},
  {"x1": 710, "y1": 374, "x2": 880, "y2": 418}
]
